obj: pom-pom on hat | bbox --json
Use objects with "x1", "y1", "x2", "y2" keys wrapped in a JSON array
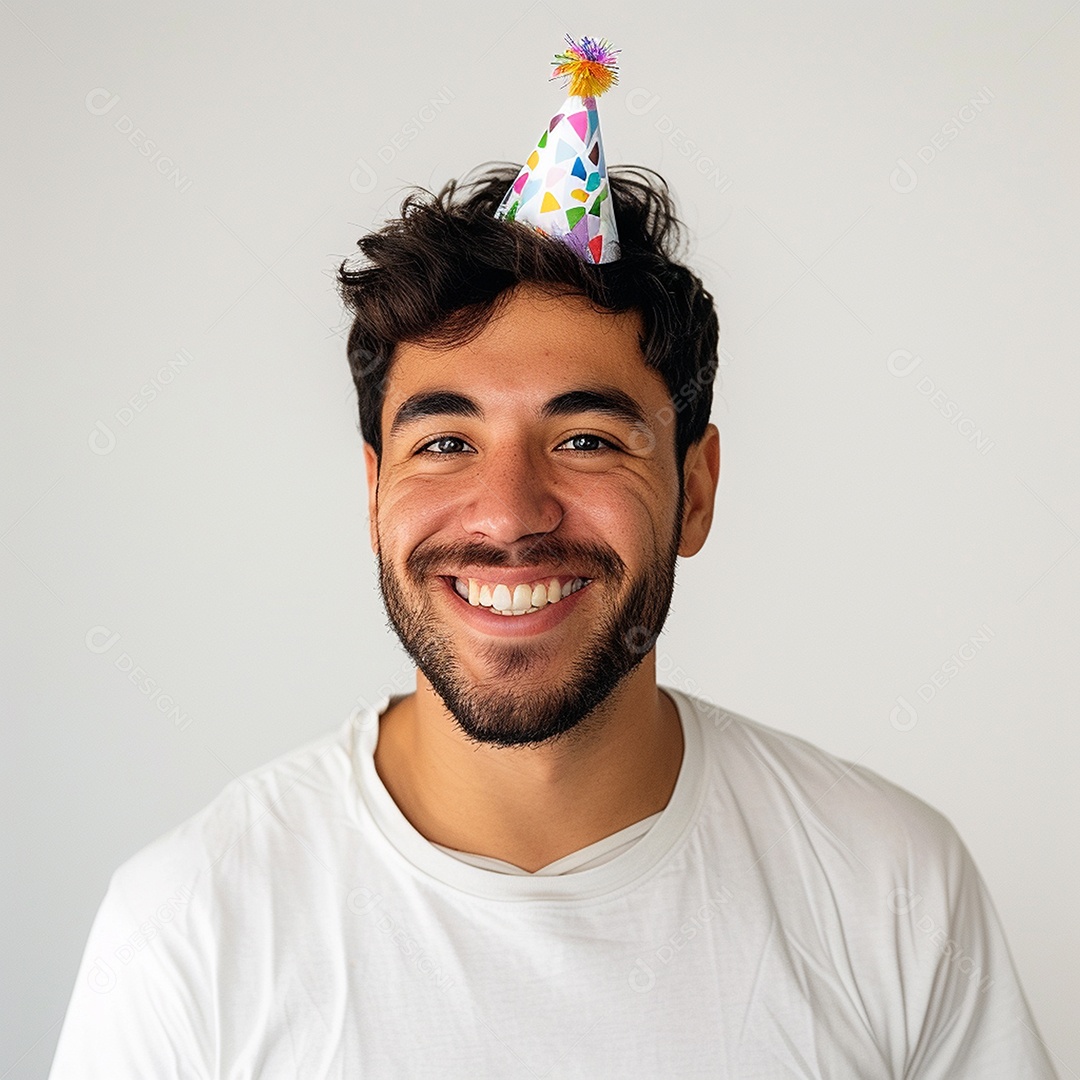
[{"x1": 494, "y1": 36, "x2": 621, "y2": 265}]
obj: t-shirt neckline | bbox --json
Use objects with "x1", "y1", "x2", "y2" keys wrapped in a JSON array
[
  {"x1": 430, "y1": 808, "x2": 663, "y2": 875},
  {"x1": 348, "y1": 685, "x2": 706, "y2": 902}
]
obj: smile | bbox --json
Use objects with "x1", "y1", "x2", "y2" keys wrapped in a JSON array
[{"x1": 449, "y1": 575, "x2": 591, "y2": 616}]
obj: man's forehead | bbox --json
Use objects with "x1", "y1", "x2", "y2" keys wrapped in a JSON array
[
  {"x1": 410, "y1": 288, "x2": 639, "y2": 352},
  {"x1": 382, "y1": 288, "x2": 659, "y2": 410}
]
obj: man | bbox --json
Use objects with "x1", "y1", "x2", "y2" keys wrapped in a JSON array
[{"x1": 49, "y1": 163, "x2": 1055, "y2": 1078}]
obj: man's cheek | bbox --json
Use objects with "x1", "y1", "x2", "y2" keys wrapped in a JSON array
[{"x1": 383, "y1": 489, "x2": 462, "y2": 539}]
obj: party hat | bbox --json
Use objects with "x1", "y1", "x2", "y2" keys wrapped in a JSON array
[{"x1": 495, "y1": 36, "x2": 621, "y2": 265}]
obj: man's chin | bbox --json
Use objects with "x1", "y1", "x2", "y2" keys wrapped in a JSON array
[
  {"x1": 462, "y1": 636, "x2": 564, "y2": 680},
  {"x1": 428, "y1": 679, "x2": 604, "y2": 749},
  {"x1": 417, "y1": 631, "x2": 647, "y2": 749}
]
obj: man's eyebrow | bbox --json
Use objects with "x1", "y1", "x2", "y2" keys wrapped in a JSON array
[
  {"x1": 389, "y1": 391, "x2": 483, "y2": 436},
  {"x1": 540, "y1": 387, "x2": 649, "y2": 428},
  {"x1": 387, "y1": 385, "x2": 650, "y2": 437}
]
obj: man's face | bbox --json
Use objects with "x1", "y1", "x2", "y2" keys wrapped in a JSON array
[{"x1": 365, "y1": 285, "x2": 691, "y2": 748}]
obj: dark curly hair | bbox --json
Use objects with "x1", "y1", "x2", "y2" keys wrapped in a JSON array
[{"x1": 336, "y1": 164, "x2": 719, "y2": 472}]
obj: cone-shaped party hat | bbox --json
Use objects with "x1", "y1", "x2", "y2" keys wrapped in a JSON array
[{"x1": 495, "y1": 36, "x2": 620, "y2": 265}]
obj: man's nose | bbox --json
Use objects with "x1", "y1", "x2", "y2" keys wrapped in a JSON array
[{"x1": 457, "y1": 446, "x2": 564, "y2": 544}]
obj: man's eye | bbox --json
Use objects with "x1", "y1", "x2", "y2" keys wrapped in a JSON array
[
  {"x1": 419, "y1": 436, "x2": 472, "y2": 454},
  {"x1": 558, "y1": 433, "x2": 614, "y2": 453}
]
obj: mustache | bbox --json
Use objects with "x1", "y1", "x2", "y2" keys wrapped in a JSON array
[{"x1": 407, "y1": 535, "x2": 626, "y2": 583}]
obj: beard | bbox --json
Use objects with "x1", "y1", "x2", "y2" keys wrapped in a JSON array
[{"x1": 375, "y1": 485, "x2": 684, "y2": 749}]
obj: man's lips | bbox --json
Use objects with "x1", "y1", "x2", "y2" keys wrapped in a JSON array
[{"x1": 435, "y1": 575, "x2": 592, "y2": 635}]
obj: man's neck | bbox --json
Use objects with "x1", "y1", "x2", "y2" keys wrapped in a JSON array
[{"x1": 372, "y1": 661, "x2": 683, "y2": 873}]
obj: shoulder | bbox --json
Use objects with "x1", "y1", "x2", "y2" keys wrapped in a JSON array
[
  {"x1": 667, "y1": 691, "x2": 1056, "y2": 1077},
  {"x1": 50, "y1": 720, "x2": 360, "y2": 1073},
  {"x1": 107, "y1": 719, "x2": 355, "y2": 907},
  {"x1": 672, "y1": 689, "x2": 971, "y2": 885}
]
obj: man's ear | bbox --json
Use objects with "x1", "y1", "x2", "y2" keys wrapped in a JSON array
[
  {"x1": 678, "y1": 424, "x2": 720, "y2": 557},
  {"x1": 363, "y1": 442, "x2": 379, "y2": 554}
]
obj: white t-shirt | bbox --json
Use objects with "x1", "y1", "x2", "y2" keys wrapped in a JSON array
[{"x1": 49, "y1": 688, "x2": 1056, "y2": 1078}]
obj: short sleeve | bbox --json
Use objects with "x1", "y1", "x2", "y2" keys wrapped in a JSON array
[
  {"x1": 900, "y1": 827, "x2": 1057, "y2": 1080},
  {"x1": 49, "y1": 859, "x2": 214, "y2": 1080}
]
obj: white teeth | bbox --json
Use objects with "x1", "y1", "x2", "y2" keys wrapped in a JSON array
[{"x1": 455, "y1": 575, "x2": 591, "y2": 615}]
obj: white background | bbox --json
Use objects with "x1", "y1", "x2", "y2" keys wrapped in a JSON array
[{"x1": 3, "y1": 1, "x2": 1077, "y2": 1076}]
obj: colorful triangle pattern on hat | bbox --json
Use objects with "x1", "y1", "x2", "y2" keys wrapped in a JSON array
[{"x1": 495, "y1": 37, "x2": 621, "y2": 265}]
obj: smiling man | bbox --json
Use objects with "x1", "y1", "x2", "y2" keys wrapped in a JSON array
[
  {"x1": 364, "y1": 278, "x2": 708, "y2": 873},
  {"x1": 49, "y1": 165, "x2": 1055, "y2": 1079}
]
